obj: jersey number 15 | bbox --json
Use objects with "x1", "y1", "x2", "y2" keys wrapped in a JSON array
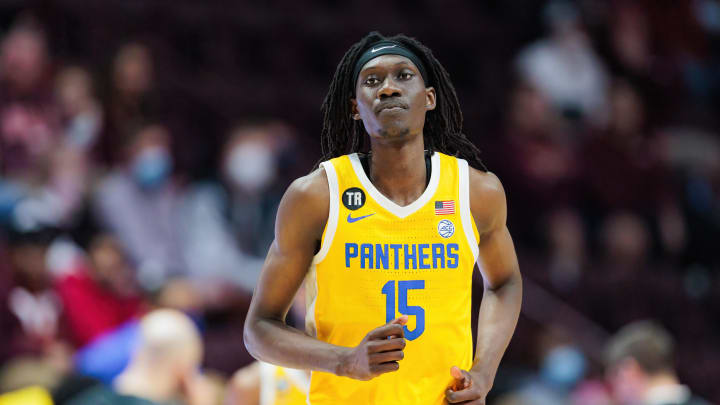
[{"x1": 381, "y1": 280, "x2": 425, "y2": 340}]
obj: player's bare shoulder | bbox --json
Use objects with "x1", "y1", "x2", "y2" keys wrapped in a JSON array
[
  {"x1": 276, "y1": 167, "x2": 330, "y2": 243},
  {"x1": 467, "y1": 167, "x2": 507, "y2": 235}
]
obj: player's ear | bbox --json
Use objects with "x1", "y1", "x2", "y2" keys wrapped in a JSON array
[
  {"x1": 350, "y1": 99, "x2": 361, "y2": 120},
  {"x1": 425, "y1": 87, "x2": 436, "y2": 111}
]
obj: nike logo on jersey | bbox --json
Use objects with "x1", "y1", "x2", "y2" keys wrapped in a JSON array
[{"x1": 347, "y1": 213, "x2": 374, "y2": 223}]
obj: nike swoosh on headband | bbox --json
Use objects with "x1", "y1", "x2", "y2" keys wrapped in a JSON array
[{"x1": 370, "y1": 45, "x2": 397, "y2": 53}]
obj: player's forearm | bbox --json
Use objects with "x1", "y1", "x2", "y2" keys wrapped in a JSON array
[
  {"x1": 471, "y1": 269, "x2": 522, "y2": 384},
  {"x1": 244, "y1": 316, "x2": 347, "y2": 374}
]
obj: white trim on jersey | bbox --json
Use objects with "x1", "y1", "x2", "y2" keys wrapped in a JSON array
[
  {"x1": 458, "y1": 158, "x2": 480, "y2": 262},
  {"x1": 259, "y1": 361, "x2": 277, "y2": 405},
  {"x1": 348, "y1": 152, "x2": 441, "y2": 219},
  {"x1": 313, "y1": 161, "x2": 339, "y2": 263},
  {"x1": 305, "y1": 161, "x2": 338, "y2": 343},
  {"x1": 258, "y1": 362, "x2": 311, "y2": 405}
]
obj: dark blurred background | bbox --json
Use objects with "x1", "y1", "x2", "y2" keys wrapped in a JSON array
[{"x1": 1, "y1": 0, "x2": 719, "y2": 404}]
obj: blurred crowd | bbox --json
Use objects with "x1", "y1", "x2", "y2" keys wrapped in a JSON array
[{"x1": 0, "y1": 0, "x2": 718, "y2": 404}]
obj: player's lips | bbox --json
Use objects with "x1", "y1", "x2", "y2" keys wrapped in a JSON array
[{"x1": 375, "y1": 101, "x2": 408, "y2": 114}]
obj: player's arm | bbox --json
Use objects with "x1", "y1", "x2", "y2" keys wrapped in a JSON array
[
  {"x1": 447, "y1": 170, "x2": 522, "y2": 404},
  {"x1": 243, "y1": 168, "x2": 407, "y2": 380}
]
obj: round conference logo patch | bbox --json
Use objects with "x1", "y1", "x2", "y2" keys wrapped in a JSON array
[
  {"x1": 437, "y1": 219, "x2": 455, "y2": 238},
  {"x1": 342, "y1": 187, "x2": 366, "y2": 210}
]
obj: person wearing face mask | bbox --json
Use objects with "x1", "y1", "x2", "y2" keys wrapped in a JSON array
[
  {"x1": 93, "y1": 123, "x2": 185, "y2": 291},
  {"x1": 221, "y1": 124, "x2": 290, "y2": 257},
  {"x1": 178, "y1": 123, "x2": 294, "y2": 292},
  {"x1": 173, "y1": 122, "x2": 295, "y2": 375},
  {"x1": 224, "y1": 135, "x2": 279, "y2": 196}
]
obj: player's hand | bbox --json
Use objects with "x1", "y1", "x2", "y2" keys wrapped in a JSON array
[
  {"x1": 445, "y1": 366, "x2": 491, "y2": 404},
  {"x1": 336, "y1": 315, "x2": 408, "y2": 380}
]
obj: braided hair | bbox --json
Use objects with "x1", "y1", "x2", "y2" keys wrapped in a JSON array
[{"x1": 318, "y1": 31, "x2": 486, "y2": 171}]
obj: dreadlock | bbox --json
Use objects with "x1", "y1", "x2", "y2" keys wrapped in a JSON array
[{"x1": 318, "y1": 31, "x2": 487, "y2": 171}]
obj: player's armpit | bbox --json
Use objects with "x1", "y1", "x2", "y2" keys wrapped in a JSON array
[{"x1": 468, "y1": 170, "x2": 519, "y2": 289}]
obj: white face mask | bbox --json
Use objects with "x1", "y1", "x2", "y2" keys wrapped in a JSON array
[{"x1": 225, "y1": 142, "x2": 277, "y2": 193}]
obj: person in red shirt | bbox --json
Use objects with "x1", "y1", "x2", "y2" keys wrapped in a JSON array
[{"x1": 55, "y1": 233, "x2": 146, "y2": 347}]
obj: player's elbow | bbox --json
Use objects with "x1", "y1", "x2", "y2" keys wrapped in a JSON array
[
  {"x1": 485, "y1": 265, "x2": 522, "y2": 293},
  {"x1": 243, "y1": 315, "x2": 264, "y2": 361}
]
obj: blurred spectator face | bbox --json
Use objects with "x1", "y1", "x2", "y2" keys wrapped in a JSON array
[
  {"x1": 604, "y1": 321, "x2": 676, "y2": 404},
  {"x1": 118, "y1": 309, "x2": 203, "y2": 395},
  {"x1": 606, "y1": 359, "x2": 646, "y2": 405},
  {"x1": 128, "y1": 124, "x2": 173, "y2": 189},
  {"x1": 547, "y1": 209, "x2": 585, "y2": 257},
  {"x1": 222, "y1": 126, "x2": 278, "y2": 194},
  {"x1": 601, "y1": 213, "x2": 650, "y2": 266},
  {"x1": 9, "y1": 240, "x2": 50, "y2": 292},
  {"x1": 0, "y1": 27, "x2": 48, "y2": 94},
  {"x1": 88, "y1": 234, "x2": 138, "y2": 298},
  {"x1": 113, "y1": 43, "x2": 153, "y2": 96},
  {"x1": 546, "y1": 209, "x2": 585, "y2": 289},
  {"x1": 55, "y1": 67, "x2": 94, "y2": 118},
  {"x1": 509, "y1": 84, "x2": 554, "y2": 136},
  {"x1": 612, "y1": 4, "x2": 651, "y2": 72},
  {"x1": 610, "y1": 81, "x2": 644, "y2": 137}
]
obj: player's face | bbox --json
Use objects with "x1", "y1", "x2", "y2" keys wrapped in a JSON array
[{"x1": 352, "y1": 55, "x2": 436, "y2": 140}]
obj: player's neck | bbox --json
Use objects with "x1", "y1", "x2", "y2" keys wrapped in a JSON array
[{"x1": 367, "y1": 135, "x2": 428, "y2": 207}]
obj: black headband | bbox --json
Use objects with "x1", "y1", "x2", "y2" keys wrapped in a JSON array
[{"x1": 352, "y1": 40, "x2": 429, "y2": 89}]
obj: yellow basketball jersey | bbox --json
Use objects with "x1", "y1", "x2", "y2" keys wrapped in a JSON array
[
  {"x1": 259, "y1": 362, "x2": 310, "y2": 405},
  {"x1": 305, "y1": 152, "x2": 480, "y2": 404}
]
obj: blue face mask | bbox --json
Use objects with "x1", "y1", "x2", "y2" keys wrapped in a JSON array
[
  {"x1": 132, "y1": 147, "x2": 172, "y2": 189},
  {"x1": 540, "y1": 345, "x2": 586, "y2": 389}
]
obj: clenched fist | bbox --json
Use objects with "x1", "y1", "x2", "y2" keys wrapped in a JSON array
[{"x1": 336, "y1": 315, "x2": 408, "y2": 380}]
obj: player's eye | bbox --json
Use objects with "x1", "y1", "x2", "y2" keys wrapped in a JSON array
[
  {"x1": 398, "y1": 71, "x2": 414, "y2": 80},
  {"x1": 363, "y1": 77, "x2": 380, "y2": 86}
]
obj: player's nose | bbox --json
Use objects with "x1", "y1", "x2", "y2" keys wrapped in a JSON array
[{"x1": 377, "y1": 77, "x2": 402, "y2": 99}]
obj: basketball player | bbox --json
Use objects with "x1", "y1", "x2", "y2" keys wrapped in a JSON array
[
  {"x1": 227, "y1": 362, "x2": 310, "y2": 405},
  {"x1": 244, "y1": 32, "x2": 522, "y2": 404}
]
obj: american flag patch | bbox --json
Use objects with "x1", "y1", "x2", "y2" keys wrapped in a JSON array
[{"x1": 434, "y1": 200, "x2": 455, "y2": 215}]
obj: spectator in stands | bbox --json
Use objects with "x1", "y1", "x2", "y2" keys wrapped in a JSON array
[
  {"x1": 515, "y1": 0, "x2": 610, "y2": 126},
  {"x1": 112, "y1": 309, "x2": 218, "y2": 405},
  {"x1": 1, "y1": 226, "x2": 66, "y2": 359},
  {"x1": 55, "y1": 233, "x2": 145, "y2": 348},
  {"x1": 0, "y1": 18, "x2": 60, "y2": 180},
  {"x1": 177, "y1": 121, "x2": 297, "y2": 375},
  {"x1": 101, "y1": 43, "x2": 158, "y2": 165},
  {"x1": 0, "y1": 25, "x2": 92, "y2": 229},
  {"x1": 93, "y1": 122, "x2": 184, "y2": 291},
  {"x1": 491, "y1": 82, "x2": 580, "y2": 247},
  {"x1": 493, "y1": 326, "x2": 587, "y2": 405},
  {"x1": 580, "y1": 80, "x2": 683, "y2": 257},
  {"x1": 7, "y1": 143, "x2": 91, "y2": 230},
  {"x1": 55, "y1": 66, "x2": 103, "y2": 152},
  {"x1": 178, "y1": 121, "x2": 295, "y2": 291},
  {"x1": 0, "y1": 225, "x2": 73, "y2": 395},
  {"x1": 605, "y1": 321, "x2": 710, "y2": 405}
]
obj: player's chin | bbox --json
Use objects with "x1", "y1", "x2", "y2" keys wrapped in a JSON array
[{"x1": 377, "y1": 125, "x2": 411, "y2": 139}]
